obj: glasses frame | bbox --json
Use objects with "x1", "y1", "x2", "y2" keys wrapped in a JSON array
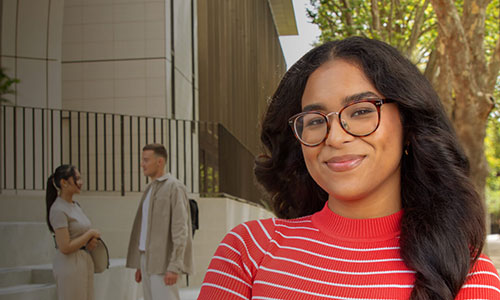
[{"x1": 288, "y1": 98, "x2": 395, "y2": 147}]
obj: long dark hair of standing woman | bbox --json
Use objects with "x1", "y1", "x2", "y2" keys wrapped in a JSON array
[
  {"x1": 46, "y1": 165, "x2": 77, "y2": 233},
  {"x1": 254, "y1": 37, "x2": 485, "y2": 299}
]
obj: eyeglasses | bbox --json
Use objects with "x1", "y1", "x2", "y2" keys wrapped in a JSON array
[{"x1": 288, "y1": 98, "x2": 395, "y2": 147}]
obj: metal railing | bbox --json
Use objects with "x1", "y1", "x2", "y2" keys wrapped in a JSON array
[
  {"x1": 1, "y1": 105, "x2": 201, "y2": 194},
  {"x1": 0, "y1": 105, "x2": 262, "y2": 204}
]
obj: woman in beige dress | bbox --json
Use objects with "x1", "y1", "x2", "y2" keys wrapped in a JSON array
[{"x1": 45, "y1": 165, "x2": 100, "y2": 300}]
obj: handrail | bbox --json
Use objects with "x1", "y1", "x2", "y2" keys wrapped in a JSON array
[{"x1": 0, "y1": 104, "x2": 263, "y2": 205}]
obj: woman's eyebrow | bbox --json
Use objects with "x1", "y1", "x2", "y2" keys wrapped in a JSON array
[
  {"x1": 302, "y1": 91, "x2": 380, "y2": 112},
  {"x1": 302, "y1": 103, "x2": 325, "y2": 112},
  {"x1": 341, "y1": 91, "x2": 379, "y2": 106}
]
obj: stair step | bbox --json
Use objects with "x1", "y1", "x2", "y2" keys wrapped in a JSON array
[
  {"x1": 0, "y1": 223, "x2": 55, "y2": 268},
  {"x1": 0, "y1": 265, "x2": 53, "y2": 288},
  {"x1": 0, "y1": 268, "x2": 31, "y2": 288},
  {"x1": 0, "y1": 283, "x2": 56, "y2": 300}
]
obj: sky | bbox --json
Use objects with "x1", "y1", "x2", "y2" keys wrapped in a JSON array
[{"x1": 279, "y1": 0, "x2": 322, "y2": 69}]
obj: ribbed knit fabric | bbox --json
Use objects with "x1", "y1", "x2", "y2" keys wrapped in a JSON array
[{"x1": 198, "y1": 203, "x2": 500, "y2": 299}]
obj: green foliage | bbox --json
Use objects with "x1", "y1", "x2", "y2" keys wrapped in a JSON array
[
  {"x1": 307, "y1": 0, "x2": 500, "y2": 225},
  {"x1": 486, "y1": 76, "x2": 500, "y2": 219},
  {"x1": 485, "y1": 0, "x2": 500, "y2": 60},
  {"x1": 0, "y1": 68, "x2": 19, "y2": 104},
  {"x1": 307, "y1": 0, "x2": 438, "y2": 66},
  {"x1": 486, "y1": 98, "x2": 500, "y2": 220},
  {"x1": 486, "y1": 112, "x2": 500, "y2": 191},
  {"x1": 307, "y1": 0, "x2": 499, "y2": 69},
  {"x1": 199, "y1": 163, "x2": 219, "y2": 194}
]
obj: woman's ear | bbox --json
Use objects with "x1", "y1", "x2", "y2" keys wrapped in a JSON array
[{"x1": 60, "y1": 178, "x2": 68, "y2": 188}]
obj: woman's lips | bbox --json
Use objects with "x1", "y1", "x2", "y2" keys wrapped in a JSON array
[{"x1": 325, "y1": 155, "x2": 365, "y2": 172}]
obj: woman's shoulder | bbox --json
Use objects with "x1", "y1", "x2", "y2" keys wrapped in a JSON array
[
  {"x1": 456, "y1": 254, "x2": 500, "y2": 298},
  {"x1": 470, "y1": 254, "x2": 500, "y2": 276},
  {"x1": 230, "y1": 215, "x2": 315, "y2": 240},
  {"x1": 49, "y1": 197, "x2": 67, "y2": 213}
]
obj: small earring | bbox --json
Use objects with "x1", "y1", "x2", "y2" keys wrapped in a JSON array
[{"x1": 404, "y1": 142, "x2": 410, "y2": 155}]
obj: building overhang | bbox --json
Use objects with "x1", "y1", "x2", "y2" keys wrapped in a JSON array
[{"x1": 268, "y1": 0, "x2": 298, "y2": 36}]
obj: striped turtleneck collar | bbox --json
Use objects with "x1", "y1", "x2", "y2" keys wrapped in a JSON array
[{"x1": 311, "y1": 202, "x2": 403, "y2": 241}]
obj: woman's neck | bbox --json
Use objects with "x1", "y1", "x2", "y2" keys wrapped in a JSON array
[{"x1": 59, "y1": 191, "x2": 74, "y2": 203}]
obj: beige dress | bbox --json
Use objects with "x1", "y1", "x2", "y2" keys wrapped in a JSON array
[{"x1": 49, "y1": 197, "x2": 94, "y2": 300}]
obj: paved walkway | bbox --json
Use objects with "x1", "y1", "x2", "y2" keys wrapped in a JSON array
[
  {"x1": 180, "y1": 287, "x2": 201, "y2": 300},
  {"x1": 487, "y1": 234, "x2": 500, "y2": 270}
]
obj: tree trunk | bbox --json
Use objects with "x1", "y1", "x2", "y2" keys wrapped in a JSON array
[{"x1": 430, "y1": 0, "x2": 497, "y2": 235}]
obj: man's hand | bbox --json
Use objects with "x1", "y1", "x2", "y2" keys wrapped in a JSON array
[
  {"x1": 135, "y1": 269, "x2": 142, "y2": 283},
  {"x1": 163, "y1": 271, "x2": 179, "y2": 285}
]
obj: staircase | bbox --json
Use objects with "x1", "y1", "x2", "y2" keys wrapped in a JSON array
[
  {"x1": 0, "y1": 221, "x2": 57, "y2": 300},
  {"x1": 0, "y1": 195, "x2": 140, "y2": 300}
]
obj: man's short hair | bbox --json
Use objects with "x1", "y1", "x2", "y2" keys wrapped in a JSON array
[{"x1": 142, "y1": 143, "x2": 168, "y2": 161}]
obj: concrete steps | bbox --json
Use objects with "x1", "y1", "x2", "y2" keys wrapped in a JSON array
[
  {"x1": 0, "y1": 265, "x2": 55, "y2": 300},
  {"x1": 0, "y1": 284, "x2": 56, "y2": 300},
  {"x1": 0, "y1": 260, "x2": 140, "y2": 300},
  {"x1": 0, "y1": 222, "x2": 55, "y2": 268}
]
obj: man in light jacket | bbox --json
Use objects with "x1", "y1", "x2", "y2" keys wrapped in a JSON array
[{"x1": 126, "y1": 143, "x2": 193, "y2": 300}]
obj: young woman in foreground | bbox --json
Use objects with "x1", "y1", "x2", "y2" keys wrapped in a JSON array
[
  {"x1": 198, "y1": 37, "x2": 500, "y2": 299},
  {"x1": 46, "y1": 165, "x2": 100, "y2": 300}
]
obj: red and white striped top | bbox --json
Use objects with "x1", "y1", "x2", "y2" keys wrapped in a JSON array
[{"x1": 198, "y1": 204, "x2": 500, "y2": 299}]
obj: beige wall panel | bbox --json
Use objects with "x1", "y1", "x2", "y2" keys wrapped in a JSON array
[
  {"x1": 145, "y1": 39, "x2": 165, "y2": 57},
  {"x1": 113, "y1": 3, "x2": 145, "y2": 23},
  {"x1": 146, "y1": 59, "x2": 166, "y2": 78},
  {"x1": 146, "y1": 77, "x2": 166, "y2": 97},
  {"x1": 65, "y1": 0, "x2": 84, "y2": 6},
  {"x1": 83, "y1": 23, "x2": 113, "y2": 43},
  {"x1": 83, "y1": 4, "x2": 113, "y2": 24},
  {"x1": 16, "y1": 59, "x2": 46, "y2": 107},
  {"x1": 62, "y1": 63, "x2": 83, "y2": 81},
  {"x1": 83, "y1": 61, "x2": 114, "y2": 80},
  {"x1": 146, "y1": 97, "x2": 167, "y2": 117},
  {"x1": 17, "y1": 0, "x2": 49, "y2": 58},
  {"x1": 174, "y1": 0, "x2": 192, "y2": 78},
  {"x1": 48, "y1": 61, "x2": 62, "y2": 108},
  {"x1": 63, "y1": 5, "x2": 83, "y2": 25},
  {"x1": 48, "y1": 0, "x2": 64, "y2": 59},
  {"x1": 174, "y1": 71, "x2": 193, "y2": 120},
  {"x1": 2, "y1": 0, "x2": 17, "y2": 56},
  {"x1": 145, "y1": 2, "x2": 165, "y2": 21},
  {"x1": 62, "y1": 80, "x2": 83, "y2": 102},
  {"x1": 62, "y1": 42, "x2": 83, "y2": 61}
]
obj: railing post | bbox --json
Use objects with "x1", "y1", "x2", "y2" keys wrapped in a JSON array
[{"x1": 120, "y1": 115, "x2": 125, "y2": 196}]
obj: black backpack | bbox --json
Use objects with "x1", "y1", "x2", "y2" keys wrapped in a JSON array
[{"x1": 189, "y1": 198, "x2": 199, "y2": 237}]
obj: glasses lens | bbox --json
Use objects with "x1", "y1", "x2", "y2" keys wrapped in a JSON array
[
  {"x1": 341, "y1": 102, "x2": 379, "y2": 136},
  {"x1": 295, "y1": 113, "x2": 328, "y2": 145}
]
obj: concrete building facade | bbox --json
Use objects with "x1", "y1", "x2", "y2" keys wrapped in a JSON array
[{"x1": 0, "y1": 0, "x2": 296, "y2": 298}]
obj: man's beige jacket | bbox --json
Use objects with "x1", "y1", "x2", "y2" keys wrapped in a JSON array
[{"x1": 126, "y1": 173, "x2": 194, "y2": 275}]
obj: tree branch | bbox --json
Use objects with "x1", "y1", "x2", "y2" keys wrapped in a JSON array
[
  {"x1": 433, "y1": 45, "x2": 455, "y2": 120},
  {"x1": 424, "y1": 46, "x2": 438, "y2": 82},
  {"x1": 462, "y1": 0, "x2": 489, "y2": 87},
  {"x1": 388, "y1": 0, "x2": 394, "y2": 43},
  {"x1": 406, "y1": 0, "x2": 431, "y2": 60},
  {"x1": 340, "y1": 0, "x2": 354, "y2": 33},
  {"x1": 371, "y1": 0, "x2": 381, "y2": 33},
  {"x1": 430, "y1": 0, "x2": 478, "y2": 112}
]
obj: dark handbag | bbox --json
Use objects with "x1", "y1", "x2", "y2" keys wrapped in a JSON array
[{"x1": 89, "y1": 238, "x2": 110, "y2": 273}]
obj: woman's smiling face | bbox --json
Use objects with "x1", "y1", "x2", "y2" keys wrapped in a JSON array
[{"x1": 300, "y1": 59, "x2": 404, "y2": 218}]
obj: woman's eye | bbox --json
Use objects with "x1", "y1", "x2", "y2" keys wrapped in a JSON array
[
  {"x1": 305, "y1": 117, "x2": 325, "y2": 127},
  {"x1": 351, "y1": 108, "x2": 375, "y2": 118}
]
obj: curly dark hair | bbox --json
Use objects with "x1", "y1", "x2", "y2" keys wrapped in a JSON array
[{"x1": 254, "y1": 36, "x2": 484, "y2": 299}]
